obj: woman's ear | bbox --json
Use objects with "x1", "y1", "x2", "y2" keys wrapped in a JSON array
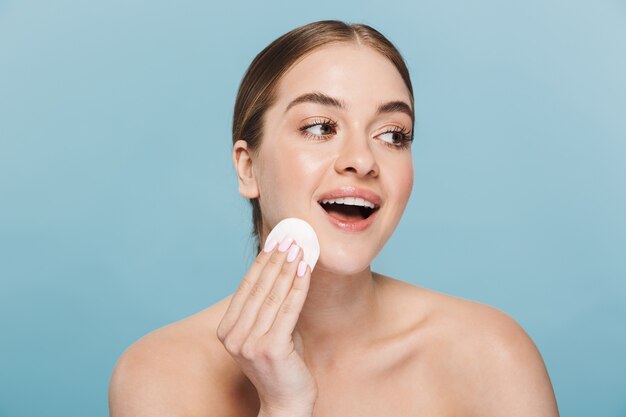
[{"x1": 233, "y1": 140, "x2": 260, "y2": 199}]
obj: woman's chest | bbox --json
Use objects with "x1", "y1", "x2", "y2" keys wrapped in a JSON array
[
  {"x1": 307, "y1": 355, "x2": 460, "y2": 417},
  {"x1": 222, "y1": 354, "x2": 461, "y2": 417}
]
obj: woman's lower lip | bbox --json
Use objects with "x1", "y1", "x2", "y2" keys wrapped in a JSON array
[{"x1": 320, "y1": 206, "x2": 379, "y2": 232}]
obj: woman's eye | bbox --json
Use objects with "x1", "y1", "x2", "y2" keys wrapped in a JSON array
[
  {"x1": 379, "y1": 130, "x2": 410, "y2": 146},
  {"x1": 305, "y1": 123, "x2": 335, "y2": 136}
]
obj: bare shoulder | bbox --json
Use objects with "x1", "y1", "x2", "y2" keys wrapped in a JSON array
[
  {"x1": 441, "y1": 295, "x2": 560, "y2": 416},
  {"x1": 108, "y1": 296, "x2": 256, "y2": 417},
  {"x1": 378, "y1": 275, "x2": 559, "y2": 416}
]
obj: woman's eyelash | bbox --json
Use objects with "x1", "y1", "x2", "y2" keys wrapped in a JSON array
[
  {"x1": 381, "y1": 127, "x2": 413, "y2": 149},
  {"x1": 298, "y1": 118, "x2": 337, "y2": 140},
  {"x1": 298, "y1": 119, "x2": 413, "y2": 149}
]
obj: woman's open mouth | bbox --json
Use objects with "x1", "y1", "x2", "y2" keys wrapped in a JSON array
[
  {"x1": 319, "y1": 197, "x2": 379, "y2": 222},
  {"x1": 316, "y1": 187, "x2": 382, "y2": 232},
  {"x1": 318, "y1": 197, "x2": 380, "y2": 232}
]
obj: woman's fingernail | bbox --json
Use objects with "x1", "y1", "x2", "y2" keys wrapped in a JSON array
[
  {"x1": 278, "y1": 237, "x2": 294, "y2": 252},
  {"x1": 287, "y1": 245, "x2": 300, "y2": 263},
  {"x1": 263, "y1": 239, "x2": 278, "y2": 253},
  {"x1": 297, "y1": 261, "x2": 308, "y2": 277}
]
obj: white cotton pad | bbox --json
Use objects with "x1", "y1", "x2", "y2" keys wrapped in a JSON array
[{"x1": 265, "y1": 218, "x2": 320, "y2": 271}]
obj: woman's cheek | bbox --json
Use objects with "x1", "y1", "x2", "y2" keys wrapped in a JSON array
[
  {"x1": 257, "y1": 148, "x2": 320, "y2": 214},
  {"x1": 296, "y1": 150, "x2": 331, "y2": 177},
  {"x1": 401, "y1": 162, "x2": 414, "y2": 199},
  {"x1": 388, "y1": 153, "x2": 413, "y2": 193}
]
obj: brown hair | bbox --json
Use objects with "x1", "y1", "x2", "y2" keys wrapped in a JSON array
[{"x1": 232, "y1": 20, "x2": 414, "y2": 252}]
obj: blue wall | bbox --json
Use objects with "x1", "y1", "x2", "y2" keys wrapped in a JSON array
[{"x1": 1, "y1": 1, "x2": 624, "y2": 416}]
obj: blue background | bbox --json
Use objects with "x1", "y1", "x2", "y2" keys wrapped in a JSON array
[{"x1": 1, "y1": 0, "x2": 625, "y2": 416}]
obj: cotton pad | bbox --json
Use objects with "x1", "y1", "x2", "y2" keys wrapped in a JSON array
[{"x1": 265, "y1": 218, "x2": 320, "y2": 271}]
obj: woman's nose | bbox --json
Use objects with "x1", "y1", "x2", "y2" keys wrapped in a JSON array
[{"x1": 334, "y1": 134, "x2": 379, "y2": 178}]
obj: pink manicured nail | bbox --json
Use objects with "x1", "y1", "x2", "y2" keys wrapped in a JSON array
[
  {"x1": 278, "y1": 237, "x2": 294, "y2": 252},
  {"x1": 297, "y1": 261, "x2": 308, "y2": 277},
  {"x1": 287, "y1": 245, "x2": 300, "y2": 263},
  {"x1": 263, "y1": 239, "x2": 278, "y2": 253}
]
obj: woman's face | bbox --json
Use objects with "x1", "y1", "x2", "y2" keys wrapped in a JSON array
[{"x1": 249, "y1": 42, "x2": 414, "y2": 274}]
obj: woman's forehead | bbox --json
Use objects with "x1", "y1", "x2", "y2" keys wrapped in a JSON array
[{"x1": 273, "y1": 43, "x2": 412, "y2": 111}]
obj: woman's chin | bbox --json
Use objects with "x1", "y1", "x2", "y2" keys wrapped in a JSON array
[{"x1": 313, "y1": 252, "x2": 372, "y2": 277}]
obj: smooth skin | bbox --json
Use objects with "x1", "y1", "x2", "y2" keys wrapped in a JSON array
[{"x1": 109, "y1": 43, "x2": 559, "y2": 417}]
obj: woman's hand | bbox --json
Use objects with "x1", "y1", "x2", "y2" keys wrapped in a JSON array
[{"x1": 216, "y1": 237, "x2": 317, "y2": 417}]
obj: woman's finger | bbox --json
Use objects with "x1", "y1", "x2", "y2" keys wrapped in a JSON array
[
  {"x1": 247, "y1": 244, "x2": 303, "y2": 340},
  {"x1": 227, "y1": 238, "x2": 294, "y2": 340},
  {"x1": 268, "y1": 260, "x2": 311, "y2": 338},
  {"x1": 217, "y1": 239, "x2": 278, "y2": 338}
]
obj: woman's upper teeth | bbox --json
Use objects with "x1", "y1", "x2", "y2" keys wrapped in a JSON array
[{"x1": 321, "y1": 197, "x2": 376, "y2": 209}]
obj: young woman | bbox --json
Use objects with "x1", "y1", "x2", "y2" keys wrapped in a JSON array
[{"x1": 109, "y1": 20, "x2": 559, "y2": 417}]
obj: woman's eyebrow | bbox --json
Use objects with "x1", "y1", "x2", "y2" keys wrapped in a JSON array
[
  {"x1": 377, "y1": 100, "x2": 413, "y2": 120},
  {"x1": 284, "y1": 92, "x2": 346, "y2": 113},
  {"x1": 284, "y1": 91, "x2": 413, "y2": 120}
]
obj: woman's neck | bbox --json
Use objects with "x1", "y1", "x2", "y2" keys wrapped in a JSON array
[{"x1": 295, "y1": 266, "x2": 383, "y2": 368}]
